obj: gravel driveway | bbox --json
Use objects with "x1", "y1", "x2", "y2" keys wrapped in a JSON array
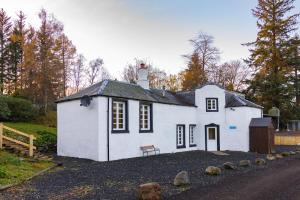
[{"x1": 0, "y1": 147, "x2": 297, "y2": 200}]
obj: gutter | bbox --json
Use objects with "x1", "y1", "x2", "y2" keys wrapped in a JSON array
[{"x1": 107, "y1": 97, "x2": 110, "y2": 161}]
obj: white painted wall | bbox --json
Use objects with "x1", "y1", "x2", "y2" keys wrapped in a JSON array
[
  {"x1": 108, "y1": 98, "x2": 197, "y2": 161},
  {"x1": 57, "y1": 97, "x2": 103, "y2": 161},
  {"x1": 194, "y1": 85, "x2": 262, "y2": 152},
  {"x1": 57, "y1": 84, "x2": 262, "y2": 162},
  {"x1": 223, "y1": 107, "x2": 262, "y2": 151}
]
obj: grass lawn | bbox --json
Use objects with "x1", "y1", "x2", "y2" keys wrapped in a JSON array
[
  {"x1": 3, "y1": 122, "x2": 56, "y2": 138},
  {"x1": 0, "y1": 150, "x2": 54, "y2": 186}
]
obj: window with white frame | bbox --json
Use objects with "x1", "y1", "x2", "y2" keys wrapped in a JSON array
[
  {"x1": 189, "y1": 125, "x2": 196, "y2": 147},
  {"x1": 112, "y1": 100, "x2": 127, "y2": 132},
  {"x1": 176, "y1": 125, "x2": 185, "y2": 148},
  {"x1": 139, "y1": 103, "x2": 152, "y2": 132},
  {"x1": 206, "y1": 98, "x2": 218, "y2": 112}
]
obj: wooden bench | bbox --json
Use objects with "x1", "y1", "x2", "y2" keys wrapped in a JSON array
[{"x1": 140, "y1": 145, "x2": 160, "y2": 157}]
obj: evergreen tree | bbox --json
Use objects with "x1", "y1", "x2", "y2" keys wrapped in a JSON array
[
  {"x1": 0, "y1": 8, "x2": 12, "y2": 94},
  {"x1": 245, "y1": 0, "x2": 299, "y2": 123},
  {"x1": 8, "y1": 11, "x2": 26, "y2": 94}
]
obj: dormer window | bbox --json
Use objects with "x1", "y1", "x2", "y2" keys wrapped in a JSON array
[{"x1": 206, "y1": 98, "x2": 218, "y2": 112}]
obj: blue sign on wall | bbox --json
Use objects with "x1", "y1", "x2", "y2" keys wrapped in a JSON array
[{"x1": 229, "y1": 125, "x2": 237, "y2": 129}]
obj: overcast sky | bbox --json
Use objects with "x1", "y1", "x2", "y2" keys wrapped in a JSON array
[{"x1": 1, "y1": 0, "x2": 300, "y2": 78}]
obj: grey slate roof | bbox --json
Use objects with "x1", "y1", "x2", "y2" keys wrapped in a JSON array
[
  {"x1": 249, "y1": 118, "x2": 273, "y2": 127},
  {"x1": 57, "y1": 80, "x2": 262, "y2": 109},
  {"x1": 57, "y1": 80, "x2": 195, "y2": 106},
  {"x1": 225, "y1": 91, "x2": 263, "y2": 109}
]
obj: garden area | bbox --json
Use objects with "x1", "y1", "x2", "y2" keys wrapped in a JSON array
[{"x1": 0, "y1": 95, "x2": 58, "y2": 189}]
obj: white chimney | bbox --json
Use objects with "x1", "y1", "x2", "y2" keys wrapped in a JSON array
[{"x1": 137, "y1": 63, "x2": 149, "y2": 89}]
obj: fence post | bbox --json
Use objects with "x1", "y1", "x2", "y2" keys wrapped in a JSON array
[
  {"x1": 29, "y1": 135, "x2": 34, "y2": 157},
  {"x1": 0, "y1": 123, "x2": 3, "y2": 149}
]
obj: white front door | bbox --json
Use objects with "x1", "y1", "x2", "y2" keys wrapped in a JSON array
[{"x1": 206, "y1": 127, "x2": 218, "y2": 151}]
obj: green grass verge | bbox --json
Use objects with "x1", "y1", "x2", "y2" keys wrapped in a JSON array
[
  {"x1": 0, "y1": 150, "x2": 54, "y2": 186},
  {"x1": 4, "y1": 122, "x2": 56, "y2": 137}
]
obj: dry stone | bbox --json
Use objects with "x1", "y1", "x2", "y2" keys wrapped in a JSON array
[
  {"x1": 255, "y1": 158, "x2": 266, "y2": 165},
  {"x1": 266, "y1": 154, "x2": 276, "y2": 161},
  {"x1": 205, "y1": 166, "x2": 221, "y2": 175},
  {"x1": 138, "y1": 182, "x2": 161, "y2": 200},
  {"x1": 223, "y1": 162, "x2": 236, "y2": 170},
  {"x1": 174, "y1": 171, "x2": 190, "y2": 186},
  {"x1": 239, "y1": 160, "x2": 251, "y2": 167}
]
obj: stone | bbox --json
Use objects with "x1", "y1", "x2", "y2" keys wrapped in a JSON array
[
  {"x1": 290, "y1": 151, "x2": 296, "y2": 155},
  {"x1": 295, "y1": 150, "x2": 300, "y2": 154},
  {"x1": 276, "y1": 154, "x2": 283, "y2": 159},
  {"x1": 281, "y1": 152, "x2": 290, "y2": 157},
  {"x1": 205, "y1": 166, "x2": 221, "y2": 175},
  {"x1": 173, "y1": 171, "x2": 190, "y2": 186},
  {"x1": 255, "y1": 158, "x2": 266, "y2": 165},
  {"x1": 239, "y1": 160, "x2": 251, "y2": 167},
  {"x1": 138, "y1": 182, "x2": 161, "y2": 200},
  {"x1": 223, "y1": 162, "x2": 236, "y2": 170},
  {"x1": 266, "y1": 154, "x2": 276, "y2": 161}
]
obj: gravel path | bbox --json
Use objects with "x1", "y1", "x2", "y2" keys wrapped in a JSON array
[{"x1": 0, "y1": 146, "x2": 298, "y2": 200}]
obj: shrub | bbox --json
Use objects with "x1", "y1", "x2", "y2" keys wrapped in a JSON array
[
  {"x1": 2, "y1": 96, "x2": 38, "y2": 122},
  {"x1": 35, "y1": 131, "x2": 57, "y2": 153},
  {"x1": 0, "y1": 96, "x2": 11, "y2": 121},
  {"x1": 0, "y1": 167, "x2": 7, "y2": 178},
  {"x1": 36, "y1": 111, "x2": 57, "y2": 128}
]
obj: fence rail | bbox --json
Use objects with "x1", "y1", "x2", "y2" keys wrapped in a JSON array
[
  {"x1": 0, "y1": 123, "x2": 36, "y2": 157},
  {"x1": 275, "y1": 133, "x2": 300, "y2": 145}
]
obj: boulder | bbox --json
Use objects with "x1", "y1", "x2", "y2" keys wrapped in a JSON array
[
  {"x1": 173, "y1": 171, "x2": 190, "y2": 186},
  {"x1": 138, "y1": 182, "x2": 161, "y2": 200},
  {"x1": 281, "y1": 152, "x2": 290, "y2": 157},
  {"x1": 290, "y1": 151, "x2": 296, "y2": 155},
  {"x1": 223, "y1": 162, "x2": 236, "y2": 170},
  {"x1": 276, "y1": 154, "x2": 283, "y2": 159},
  {"x1": 266, "y1": 154, "x2": 276, "y2": 161},
  {"x1": 239, "y1": 160, "x2": 251, "y2": 167},
  {"x1": 295, "y1": 150, "x2": 300, "y2": 154},
  {"x1": 205, "y1": 166, "x2": 221, "y2": 175},
  {"x1": 255, "y1": 158, "x2": 266, "y2": 165}
]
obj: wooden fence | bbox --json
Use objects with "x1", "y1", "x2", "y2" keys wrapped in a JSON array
[
  {"x1": 0, "y1": 123, "x2": 36, "y2": 157},
  {"x1": 275, "y1": 132, "x2": 300, "y2": 145}
]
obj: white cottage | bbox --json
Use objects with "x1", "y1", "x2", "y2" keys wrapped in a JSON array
[{"x1": 57, "y1": 65, "x2": 263, "y2": 161}]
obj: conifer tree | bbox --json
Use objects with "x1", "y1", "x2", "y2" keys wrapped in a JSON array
[
  {"x1": 245, "y1": 0, "x2": 299, "y2": 123},
  {"x1": 0, "y1": 8, "x2": 12, "y2": 94}
]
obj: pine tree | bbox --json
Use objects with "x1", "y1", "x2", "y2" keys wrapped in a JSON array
[
  {"x1": 8, "y1": 11, "x2": 26, "y2": 94},
  {"x1": 245, "y1": 0, "x2": 299, "y2": 123},
  {"x1": 0, "y1": 8, "x2": 12, "y2": 94}
]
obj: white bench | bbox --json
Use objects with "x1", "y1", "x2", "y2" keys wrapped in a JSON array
[{"x1": 140, "y1": 145, "x2": 160, "y2": 157}]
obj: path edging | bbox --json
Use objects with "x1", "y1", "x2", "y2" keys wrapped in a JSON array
[{"x1": 0, "y1": 163, "x2": 59, "y2": 192}]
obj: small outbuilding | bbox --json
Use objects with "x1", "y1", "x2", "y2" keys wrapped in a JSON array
[{"x1": 249, "y1": 118, "x2": 275, "y2": 154}]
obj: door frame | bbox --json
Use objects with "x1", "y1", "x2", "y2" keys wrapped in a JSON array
[{"x1": 205, "y1": 123, "x2": 220, "y2": 151}]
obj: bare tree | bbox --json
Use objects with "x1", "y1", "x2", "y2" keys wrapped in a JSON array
[
  {"x1": 209, "y1": 60, "x2": 250, "y2": 91},
  {"x1": 86, "y1": 58, "x2": 104, "y2": 85},
  {"x1": 72, "y1": 54, "x2": 85, "y2": 92},
  {"x1": 122, "y1": 58, "x2": 167, "y2": 89},
  {"x1": 189, "y1": 32, "x2": 220, "y2": 74}
]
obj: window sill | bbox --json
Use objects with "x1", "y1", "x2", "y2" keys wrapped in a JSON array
[
  {"x1": 189, "y1": 144, "x2": 197, "y2": 147},
  {"x1": 177, "y1": 145, "x2": 186, "y2": 149},
  {"x1": 206, "y1": 110, "x2": 219, "y2": 112},
  {"x1": 139, "y1": 129, "x2": 154, "y2": 133},
  {"x1": 111, "y1": 130, "x2": 129, "y2": 134}
]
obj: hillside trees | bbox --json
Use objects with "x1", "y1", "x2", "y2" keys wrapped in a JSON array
[{"x1": 0, "y1": 8, "x2": 110, "y2": 113}]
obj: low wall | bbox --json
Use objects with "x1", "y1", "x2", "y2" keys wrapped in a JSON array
[{"x1": 275, "y1": 132, "x2": 300, "y2": 145}]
